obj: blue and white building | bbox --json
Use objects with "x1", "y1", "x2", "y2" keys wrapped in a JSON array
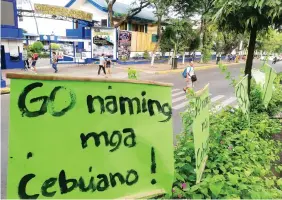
[{"x1": 1, "y1": 0, "x2": 24, "y2": 71}]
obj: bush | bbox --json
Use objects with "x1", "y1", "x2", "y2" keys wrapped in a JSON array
[
  {"x1": 51, "y1": 43, "x2": 60, "y2": 50},
  {"x1": 30, "y1": 41, "x2": 44, "y2": 53},
  {"x1": 202, "y1": 48, "x2": 212, "y2": 63},
  {"x1": 172, "y1": 78, "x2": 282, "y2": 199},
  {"x1": 39, "y1": 53, "x2": 50, "y2": 58},
  {"x1": 143, "y1": 50, "x2": 150, "y2": 60},
  {"x1": 128, "y1": 68, "x2": 137, "y2": 79}
]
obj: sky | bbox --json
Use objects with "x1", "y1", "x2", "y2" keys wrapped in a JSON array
[{"x1": 17, "y1": 0, "x2": 134, "y2": 36}]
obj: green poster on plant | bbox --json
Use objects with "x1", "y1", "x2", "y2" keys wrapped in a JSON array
[
  {"x1": 7, "y1": 73, "x2": 174, "y2": 199},
  {"x1": 192, "y1": 84, "x2": 210, "y2": 184},
  {"x1": 262, "y1": 64, "x2": 277, "y2": 108},
  {"x1": 235, "y1": 75, "x2": 250, "y2": 125}
]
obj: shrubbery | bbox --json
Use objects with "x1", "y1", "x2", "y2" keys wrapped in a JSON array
[{"x1": 171, "y1": 74, "x2": 282, "y2": 199}]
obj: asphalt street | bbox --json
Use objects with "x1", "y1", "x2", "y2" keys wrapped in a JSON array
[
  {"x1": 143, "y1": 60, "x2": 282, "y2": 138},
  {"x1": 1, "y1": 60, "x2": 282, "y2": 198}
]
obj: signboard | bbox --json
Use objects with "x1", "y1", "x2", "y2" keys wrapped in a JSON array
[
  {"x1": 118, "y1": 31, "x2": 132, "y2": 59},
  {"x1": 92, "y1": 28, "x2": 117, "y2": 60},
  {"x1": 235, "y1": 75, "x2": 250, "y2": 125},
  {"x1": 192, "y1": 84, "x2": 210, "y2": 183},
  {"x1": 262, "y1": 64, "x2": 277, "y2": 108},
  {"x1": 34, "y1": 4, "x2": 93, "y2": 22},
  {"x1": 1, "y1": 0, "x2": 15, "y2": 26},
  {"x1": 7, "y1": 73, "x2": 174, "y2": 199}
]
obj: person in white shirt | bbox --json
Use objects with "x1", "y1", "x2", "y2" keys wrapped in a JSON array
[
  {"x1": 183, "y1": 61, "x2": 195, "y2": 92},
  {"x1": 98, "y1": 54, "x2": 106, "y2": 75}
]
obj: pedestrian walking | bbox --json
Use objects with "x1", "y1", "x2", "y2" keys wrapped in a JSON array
[
  {"x1": 22, "y1": 46, "x2": 30, "y2": 70},
  {"x1": 272, "y1": 56, "x2": 277, "y2": 64},
  {"x1": 106, "y1": 57, "x2": 112, "y2": 75},
  {"x1": 216, "y1": 53, "x2": 221, "y2": 64},
  {"x1": 52, "y1": 52, "x2": 58, "y2": 73},
  {"x1": 182, "y1": 61, "x2": 197, "y2": 93},
  {"x1": 31, "y1": 52, "x2": 38, "y2": 73},
  {"x1": 98, "y1": 54, "x2": 106, "y2": 75}
]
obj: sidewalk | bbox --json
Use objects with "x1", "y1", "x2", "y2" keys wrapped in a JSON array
[
  {"x1": 116, "y1": 60, "x2": 243, "y2": 74},
  {"x1": 2, "y1": 64, "x2": 128, "y2": 87}
]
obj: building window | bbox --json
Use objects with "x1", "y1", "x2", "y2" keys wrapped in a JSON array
[
  {"x1": 101, "y1": 19, "x2": 107, "y2": 27},
  {"x1": 152, "y1": 34, "x2": 158, "y2": 43}
]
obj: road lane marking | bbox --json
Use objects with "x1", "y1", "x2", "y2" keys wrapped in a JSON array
[
  {"x1": 172, "y1": 95, "x2": 187, "y2": 103},
  {"x1": 172, "y1": 88, "x2": 181, "y2": 92},
  {"x1": 213, "y1": 97, "x2": 237, "y2": 112},
  {"x1": 172, "y1": 91, "x2": 185, "y2": 97},
  {"x1": 211, "y1": 95, "x2": 224, "y2": 103},
  {"x1": 173, "y1": 101, "x2": 188, "y2": 110}
]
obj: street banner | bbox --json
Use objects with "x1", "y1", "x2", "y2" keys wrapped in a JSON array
[
  {"x1": 118, "y1": 31, "x2": 132, "y2": 59},
  {"x1": 34, "y1": 4, "x2": 93, "y2": 22},
  {"x1": 252, "y1": 69, "x2": 265, "y2": 90},
  {"x1": 235, "y1": 75, "x2": 250, "y2": 125},
  {"x1": 92, "y1": 28, "x2": 117, "y2": 60},
  {"x1": 262, "y1": 64, "x2": 277, "y2": 108},
  {"x1": 192, "y1": 84, "x2": 210, "y2": 183},
  {"x1": 6, "y1": 73, "x2": 174, "y2": 199}
]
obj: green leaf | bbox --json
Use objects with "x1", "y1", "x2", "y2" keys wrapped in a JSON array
[
  {"x1": 177, "y1": 151, "x2": 185, "y2": 156},
  {"x1": 265, "y1": 178, "x2": 274, "y2": 187},
  {"x1": 277, "y1": 178, "x2": 282, "y2": 189},
  {"x1": 209, "y1": 182, "x2": 224, "y2": 197},
  {"x1": 190, "y1": 184, "x2": 200, "y2": 192},
  {"x1": 175, "y1": 173, "x2": 185, "y2": 182},
  {"x1": 244, "y1": 169, "x2": 253, "y2": 177},
  {"x1": 228, "y1": 173, "x2": 239, "y2": 185},
  {"x1": 186, "y1": 156, "x2": 192, "y2": 162}
]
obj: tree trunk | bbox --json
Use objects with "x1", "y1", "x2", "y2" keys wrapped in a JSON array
[
  {"x1": 201, "y1": 19, "x2": 206, "y2": 64},
  {"x1": 151, "y1": 15, "x2": 162, "y2": 67},
  {"x1": 108, "y1": 3, "x2": 114, "y2": 27},
  {"x1": 245, "y1": 25, "x2": 258, "y2": 96}
]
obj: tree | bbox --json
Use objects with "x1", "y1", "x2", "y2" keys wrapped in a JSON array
[
  {"x1": 51, "y1": 43, "x2": 60, "y2": 50},
  {"x1": 150, "y1": 0, "x2": 172, "y2": 67},
  {"x1": 214, "y1": 0, "x2": 282, "y2": 95},
  {"x1": 212, "y1": 29, "x2": 247, "y2": 55},
  {"x1": 160, "y1": 19, "x2": 196, "y2": 67},
  {"x1": 257, "y1": 29, "x2": 282, "y2": 54},
  {"x1": 106, "y1": 0, "x2": 151, "y2": 28},
  {"x1": 31, "y1": 41, "x2": 44, "y2": 53}
]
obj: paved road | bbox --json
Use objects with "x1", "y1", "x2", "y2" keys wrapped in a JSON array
[
  {"x1": 143, "y1": 60, "x2": 282, "y2": 138},
  {"x1": 1, "y1": 60, "x2": 282, "y2": 198}
]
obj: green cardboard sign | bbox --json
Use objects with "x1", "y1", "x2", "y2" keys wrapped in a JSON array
[
  {"x1": 235, "y1": 75, "x2": 250, "y2": 126},
  {"x1": 192, "y1": 84, "x2": 210, "y2": 183},
  {"x1": 7, "y1": 75, "x2": 174, "y2": 199},
  {"x1": 262, "y1": 64, "x2": 277, "y2": 108}
]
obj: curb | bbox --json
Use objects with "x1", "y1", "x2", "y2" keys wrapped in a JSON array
[
  {"x1": 1, "y1": 87, "x2": 10, "y2": 94},
  {"x1": 117, "y1": 62, "x2": 242, "y2": 75}
]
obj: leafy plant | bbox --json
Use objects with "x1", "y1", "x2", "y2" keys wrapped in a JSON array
[
  {"x1": 128, "y1": 68, "x2": 138, "y2": 79},
  {"x1": 143, "y1": 50, "x2": 150, "y2": 60},
  {"x1": 171, "y1": 64, "x2": 282, "y2": 199},
  {"x1": 30, "y1": 41, "x2": 44, "y2": 53}
]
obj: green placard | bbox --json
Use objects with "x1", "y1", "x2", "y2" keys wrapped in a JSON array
[
  {"x1": 7, "y1": 74, "x2": 174, "y2": 199},
  {"x1": 235, "y1": 75, "x2": 250, "y2": 126},
  {"x1": 192, "y1": 84, "x2": 210, "y2": 183},
  {"x1": 262, "y1": 64, "x2": 277, "y2": 108}
]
